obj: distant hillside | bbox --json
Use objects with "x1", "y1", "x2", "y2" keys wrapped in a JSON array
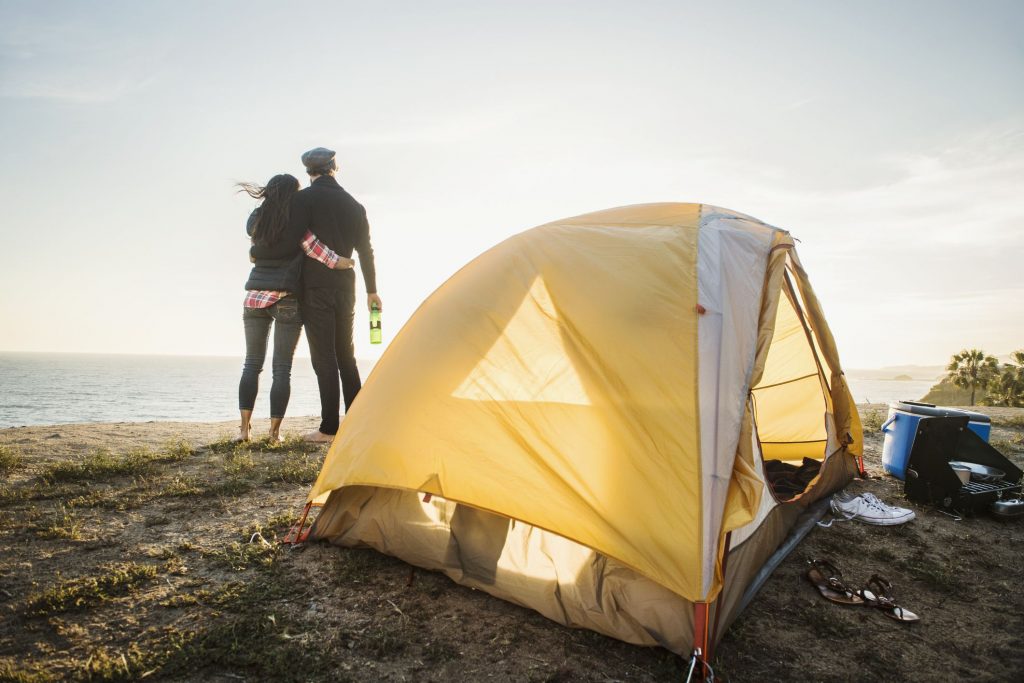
[
  {"x1": 846, "y1": 365, "x2": 944, "y2": 381},
  {"x1": 920, "y1": 377, "x2": 990, "y2": 406}
]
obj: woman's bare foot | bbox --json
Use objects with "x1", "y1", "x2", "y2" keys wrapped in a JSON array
[
  {"x1": 303, "y1": 430, "x2": 334, "y2": 444},
  {"x1": 236, "y1": 410, "x2": 253, "y2": 443},
  {"x1": 268, "y1": 418, "x2": 284, "y2": 444}
]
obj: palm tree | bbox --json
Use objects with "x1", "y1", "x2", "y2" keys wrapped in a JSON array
[
  {"x1": 945, "y1": 349, "x2": 999, "y2": 406},
  {"x1": 986, "y1": 350, "x2": 1024, "y2": 408}
]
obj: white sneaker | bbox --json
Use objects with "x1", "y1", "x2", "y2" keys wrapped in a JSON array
[{"x1": 830, "y1": 492, "x2": 915, "y2": 526}]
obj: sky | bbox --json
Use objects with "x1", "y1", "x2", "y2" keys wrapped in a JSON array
[{"x1": 0, "y1": 0, "x2": 1021, "y2": 369}]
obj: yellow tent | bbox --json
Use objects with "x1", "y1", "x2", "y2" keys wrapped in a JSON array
[{"x1": 301, "y1": 203, "x2": 861, "y2": 658}]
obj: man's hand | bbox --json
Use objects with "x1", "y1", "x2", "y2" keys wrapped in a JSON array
[
  {"x1": 367, "y1": 293, "x2": 382, "y2": 312},
  {"x1": 333, "y1": 257, "x2": 355, "y2": 270}
]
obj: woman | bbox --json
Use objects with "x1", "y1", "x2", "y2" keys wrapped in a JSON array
[{"x1": 236, "y1": 174, "x2": 353, "y2": 442}]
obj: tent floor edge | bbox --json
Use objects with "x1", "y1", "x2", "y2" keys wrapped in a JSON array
[{"x1": 282, "y1": 502, "x2": 314, "y2": 545}]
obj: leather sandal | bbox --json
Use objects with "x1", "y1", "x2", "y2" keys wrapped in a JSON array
[
  {"x1": 856, "y1": 575, "x2": 920, "y2": 622},
  {"x1": 805, "y1": 559, "x2": 865, "y2": 605}
]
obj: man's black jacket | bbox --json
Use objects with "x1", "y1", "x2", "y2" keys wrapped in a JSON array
[{"x1": 283, "y1": 174, "x2": 377, "y2": 293}]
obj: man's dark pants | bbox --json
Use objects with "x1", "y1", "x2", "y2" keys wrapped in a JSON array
[{"x1": 303, "y1": 286, "x2": 362, "y2": 435}]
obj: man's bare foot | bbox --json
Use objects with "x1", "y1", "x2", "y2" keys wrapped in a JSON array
[
  {"x1": 267, "y1": 433, "x2": 284, "y2": 444},
  {"x1": 303, "y1": 430, "x2": 334, "y2": 444},
  {"x1": 234, "y1": 427, "x2": 251, "y2": 443}
]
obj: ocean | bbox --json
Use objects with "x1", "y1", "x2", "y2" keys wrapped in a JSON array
[
  {"x1": 0, "y1": 352, "x2": 378, "y2": 428},
  {"x1": 842, "y1": 378, "x2": 934, "y2": 406},
  {"x1": 0, "y1": 353, "x2": 934, "y2": 428}
]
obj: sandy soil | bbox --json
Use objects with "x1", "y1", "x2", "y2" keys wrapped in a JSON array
[{"x1": 1, "y1": 406, "x2": 1022, "y2": 682}]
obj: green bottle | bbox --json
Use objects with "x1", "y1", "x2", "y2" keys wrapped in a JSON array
[{"x1": 370, "y1": 303, "x2": 382, "y2": 344}]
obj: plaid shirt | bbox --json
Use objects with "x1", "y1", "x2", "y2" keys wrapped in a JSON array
[{"x1": 243, "y1": 231, "x2": 342, "y2": 308}]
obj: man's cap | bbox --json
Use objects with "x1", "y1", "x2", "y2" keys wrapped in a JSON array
[{"x1": 301, "y1": 147, "x2": 336, "y2": 171}]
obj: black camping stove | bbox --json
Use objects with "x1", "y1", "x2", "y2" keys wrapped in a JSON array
[{"x1": 904, "y1": 416, "x2": 1022, "y2": 514}]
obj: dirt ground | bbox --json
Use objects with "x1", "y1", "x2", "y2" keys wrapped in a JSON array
[{"x1": 1, "y1": 405, "x2": 1022, "y2": 682}]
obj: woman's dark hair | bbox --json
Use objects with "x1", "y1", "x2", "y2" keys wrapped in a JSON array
[{"x1": 236, "y1": 174, "x2": 301, "y2": 246}]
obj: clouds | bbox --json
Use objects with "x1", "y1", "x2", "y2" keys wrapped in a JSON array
[
  {"x1": 730, "y1": 123, "x2": 1024, "y2": 251},
  {"x1": 332, "y1": 103, "x2": 541, "y2": 147},
  {"x1": 0, "y1": 76, "x2": 156, "y2": 104},
  {"x1": 750, "y1": 125, "x2": 1024, "y2": 365},
  {"x1": 0, "y1": 8, "x2": 162, "y2": 105},
  {"x1": 0, "y1": 1, "x2": 1021, "y2": 367}
]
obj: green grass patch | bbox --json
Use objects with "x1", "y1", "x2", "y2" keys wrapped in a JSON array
[
  {"x1": 895, "y1": 552, "x2": 964, "y2": 592},
  {"x1": 40, "y1": 449, "x2": 158, "y2": 484},
  {"x1": 242, "y1": 512, "x2": 297, "y2": 544},
  {"x1": 161, "y1": 556, "x2": 189, "y2": 576},
  {"x1": 263, "y1": 510, "x2": 302, "y2": 531},
  {"x1": 993, "y1": 414, "x2": 1024, "y2": 429},
  {"x1": 156, "y1": 609, "x2": 332, "y2": 682},
  {"x1": 158, "y1": 473, "x2": 253, "y2": 499},
  {"x1": 64, "y1": 487, "x2": 151, "y2": 511},
  {"x1": 209, "y1": 540, "x2": 280, "y2": 572},
  {"x1": 146, "y1": 541, "x2": 199, "y2": 562},
  {"x1": 76, "y1": 646, "x2": 159, "y2": 682},
  {"x1": 158, "y1": 439, "x2": 196, "y2": 461},
  {"x1": 0, "y1": 445, "x2": 23, "y2": 475},
  {"x1": 222, "y1": 449, "x2": 256, "y2": 477},
  {"x1": 860, "y1": 410, "x2": 886, "y2": 432},
  {"x1": 148, "y1": 575, "x2": 330, "y2": 681},
  {"x1": 259, "y1": 434, "x2": 325, "y2": 455},
  {"x1": 159, "y1": 581, "x2": 248, "y2": 609},
  {"x1": 144, "y1": 515, "x2": 171, "y2": 528},
  {"x1": 25, "y1": 562, "x2": 158, "y2": 617},
  {"x1": 991, "y1": 438, "x2": 1020, "y2": 453},
  {"x1": 33, "y1": 505, "x2": 85, "y2": 540},
  {"x1": 204, "y1": 477, "x2": 254, "y2": 497},
  {"x1": 0, "y1": 659, "x2": 56, "y2": 683},
  {"x1": 159, "y1": 475, "x2": 204, "y2": 497},
  {"x1": 27, "y1": 483, "x2": 138, "y2": 509},
  {"x1": 0, "y1": 484, "x2": 28, "y2": 508},
  {"x1": 264, "y1": 453, "x2": 321, "y2": 485},
  {"x1": 206, "y1": 435, "x2": 248, "y2": 454}
]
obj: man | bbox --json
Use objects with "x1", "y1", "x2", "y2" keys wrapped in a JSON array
[{"x1": 292, "y1": 147, "x2": 382, "y2": 443}]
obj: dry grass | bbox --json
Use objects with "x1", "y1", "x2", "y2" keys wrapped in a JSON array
[
  {"x1": 32, "y1": 505, "x2": 85, "y2": 541},
  {"x1": 25, "y1": 562, "x2": 158, "y2": 617},
  {"x1": 0, "y1": 445, "x2": 23, "y2": 474},
  {"x1": 39, "y1": 448, "x2": 158, "y2": 484},
  {"x1": 860, "y1": 409, "x2": 886, "y2": 432},
  {"x1": 993, "y1": 414, "x2": 1024, "y2": 429}
]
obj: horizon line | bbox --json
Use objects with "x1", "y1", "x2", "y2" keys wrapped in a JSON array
[{"x1": 0, "y1": 348, "x2": 967, "y2": 371}]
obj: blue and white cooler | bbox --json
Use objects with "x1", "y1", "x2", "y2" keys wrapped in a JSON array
[{"x1": 880, "y1": 401, "x2": 992, "y2": 480}]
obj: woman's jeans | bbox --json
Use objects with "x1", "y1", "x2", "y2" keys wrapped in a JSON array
[{"x1": 238, "y1": 297, "x2": 303, "y2": 418}]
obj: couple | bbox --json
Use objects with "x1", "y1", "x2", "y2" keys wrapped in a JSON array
[{"x1": 236, "y1": 147, "x2": 381, "y2": 444}]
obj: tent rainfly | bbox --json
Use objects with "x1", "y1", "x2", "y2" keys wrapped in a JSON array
[{"x1": 294, "y1": 203, "x2": 862, "y2": 664}]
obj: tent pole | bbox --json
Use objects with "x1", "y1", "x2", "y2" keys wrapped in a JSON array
[
  {"x1": 735, "y1": 498, "x2": 830, "y2": 616},
  {"x1": 691, "y1": 602, "x2": 710, "y2": 679},
  {"x1": 283, "y1": 502, "x2": 313, "y2": 545},
  {"x1": 707, "y1": 531, "x2": 733, "y2": 660}
]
